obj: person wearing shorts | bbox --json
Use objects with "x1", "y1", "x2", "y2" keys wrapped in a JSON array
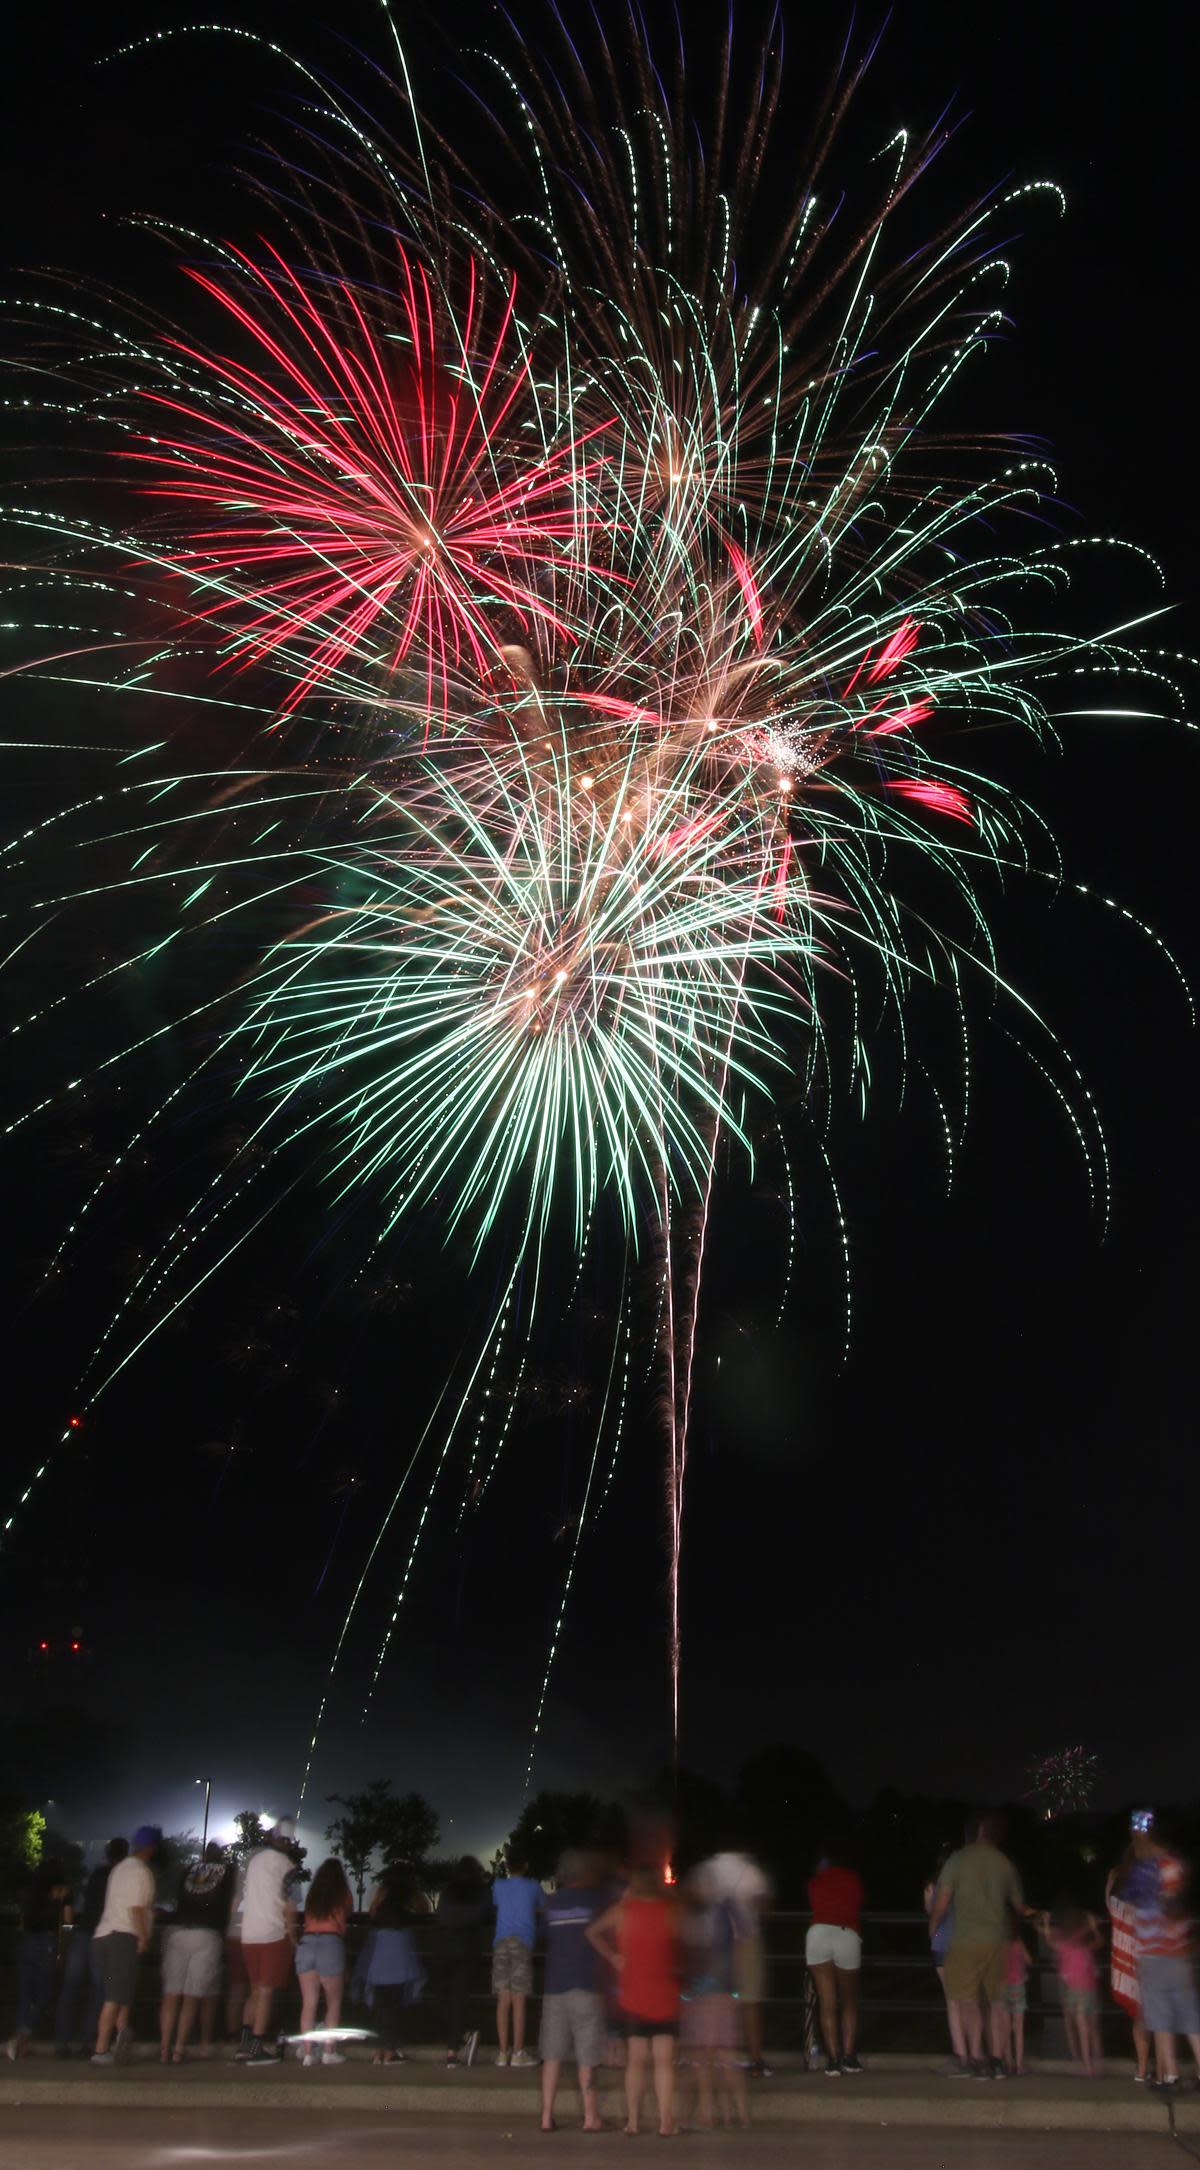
[
  {"x1": 928, "y1": 1813, "x2": 1024, "y2": 2078},
  {"x1": 1131, "y1": 1825, "x2": 1200, "y2": 2088},
  {"x1": 994, "y1": 1930, "x2": 1031, "y2": 2075},
  {"x1": 703, "y1": 1851, "x2": 772, "y2": 2079},
  {"x1": 160, "y1": 1842, "x2": 234, "y2": 2064},
  {"x1": 539, "y1": 1854, "x2": 606, "y2": 2132},
  {"x1": 491, "y1": 1859, "x2": 542, "y2": 2068},
  {"x1": 588, "y1": 1866, "x2": 682, "y2": 2137},
  {"x1": 1140, "y1": 1959, "x2": 1200, "y2": 2036},
  {"x1": 91, "y1": 1825, "x2": 160, "y2": 2065},
  {"x1": 805, "y1": 1851, "x2": 865, "y2": 2077},
  {"x1": 294, "y1": 1858, "x2": 352, "y2": 2068},
  {"x1": 237, "y1": 1821, "x2": 300, "y2": 2066},
  {"x1": 680, "y1": 1871, "x2": 748, "y2": 2130}
]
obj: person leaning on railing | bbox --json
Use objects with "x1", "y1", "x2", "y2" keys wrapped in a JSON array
[{"x1": 805, "y1": 1843, "x2": 866, "y2": 2078}]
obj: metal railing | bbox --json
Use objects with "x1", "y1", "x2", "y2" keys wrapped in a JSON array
[{"x1": 0, "y1": 1908, "x2": 1126, "y2": 2054}]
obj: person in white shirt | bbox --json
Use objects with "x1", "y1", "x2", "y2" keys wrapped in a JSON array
[
  {"x1": 91, "y1": 1825, "x2": 161, "y2": 2064},
  {"x1": 704, "y1": 1852, "x2": 773, "y2": 2078},
  {"x1": 236, "y1": 1820, "x2": 300, "y2": 2066}
]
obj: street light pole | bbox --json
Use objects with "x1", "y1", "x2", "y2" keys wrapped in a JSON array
[{"x1": 196, "y1": 1777, "x2": 212, "y2": 1851}]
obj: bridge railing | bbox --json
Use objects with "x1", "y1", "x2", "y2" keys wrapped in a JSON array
[{"x1": 0, "y1": 1907, "x2": 1126, "y2": 2054}]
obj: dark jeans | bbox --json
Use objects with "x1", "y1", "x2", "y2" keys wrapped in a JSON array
[
  {"x1": 55, "y1": 1928, "x2": 99, "y2": 2050},
  {"x1": 444, "y1": 1959, "x2": 472, "y2": 2048},
  {"x1": 16, "y1": 1932, "x2": 59, "y2": 2037}
]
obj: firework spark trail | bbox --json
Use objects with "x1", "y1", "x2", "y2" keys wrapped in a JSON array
[
  {"x1": 663, "y1": 913, "x2": 761, "y2": 1754},
  {"x1": 524, "y1": 1264, "x2": 630, "y2": 1791},
  {"x1": 0, "y1": 7, "x2": 1192, "y2": 1784}
]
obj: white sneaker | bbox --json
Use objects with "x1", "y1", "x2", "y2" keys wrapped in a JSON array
[
  {"x1": 321, "y1": 2049, "x2": 346, "y2": 2066},
  {"x1": 510, "y1": 2048, "x2": 539, "y2": 2068},
  {"x1": 301, "y1": 2050, "x2": 318, "y2": 2068},
  {"x1": 495, "y1": 2051, "x2": 510, "y2": 2067}
]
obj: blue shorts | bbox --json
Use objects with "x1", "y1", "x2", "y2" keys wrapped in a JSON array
[
  {"x1": 295, "y1": 1932, "x2": 345, "y2": 1978},
  {"x1": 1139, "y1": 1956, "x2": 1200, "y2": 2035}
]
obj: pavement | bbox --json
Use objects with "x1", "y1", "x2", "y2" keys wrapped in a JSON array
[
  {"x1": 3, "y1": 2049, "x2": 1199, "y2": 2139},
  {"x1": 0, "y1": 2106, "x2": 1193, "y2": 2170}
]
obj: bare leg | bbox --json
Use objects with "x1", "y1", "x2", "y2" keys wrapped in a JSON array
[
  {"x1": 651, "y1": 2032, "x2": 676, "y2": 2137},
  {"x1": 541, "y1": 2054, "x2": 561, "y2": 2130},
  {"x1": 1132, "y1": 2019, "x2": 1150, "y2": 2079},
  {"x1": 1184, "y1": 2030, "x2": 1200, "y2": 2078},
  {"x1": 297, "y1": 1972, "x2": 320, "y2": 2044},
  {"x1": 1154, "y1": 2030, "x2": 1178, "y2": 2082},
  {"x1": 988, "y1": 1999, "x2": 1008, "y2": 2062},
  {"x1": 511, "y1": 1991, "x2": 527, "y2": 2055},
  {"x1": 721, "y1": 2048, "x2": 749, "y2": 2126},
  {"x1": 625, "y1": 2034, "x2": 649, "y2": 2133},
  {"x1": 579, "y1": 2061, "x2": 602, "y2": 2131},
  {"x1": 834, "y1": 1967, "x2": 859, "y2": 2056},
  {"x1": 200, "y1": 1994, "x2": 218, "y2": 2051},
  {"x1": 496, "y1": 1990, "x2": 511, "y2": 2057},
  {"x1": 321, "y1": 1976, "x2": 344, "y2": 2031},
  {"x1": 695, "y1": 2048, "x2": 715, "y2": 2127},
  {"x1": 175, "y1": 1995, "x2": 199, "y2": 2056},
  {"x1": 952, "y1": 1997, "x2": 983, "y2": 2061},
  {"x1": 810, "y1": 1963, "x2": 839, "y2": 2060},
  {"x1": 159, "y1": 1992, "x2": 179, "y2": 2062},
  {"x1": 945, "y1": 1998, "x2": 969, "y2": 2061},
  {"x1": 743, "y1": 2000, "x2": 763, "y2": 2066},
  {"x1": 1013, "y1": 2008, "x2": 1026, "y2": 2072},
  {"x1": 95, "y1": 2000, "x2": 120, "y2": 2056},
  {"x1": 248, "y1": 1986, "x2": 275, "y2": 2041}
]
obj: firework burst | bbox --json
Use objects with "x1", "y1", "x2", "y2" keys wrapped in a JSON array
[
  {"x1": 1, "y1": 8, "x2": 1189, "y2": 1791},
  {"x1": 1026, "y1": 1745, "x2": 1101, "y2": 1819}
]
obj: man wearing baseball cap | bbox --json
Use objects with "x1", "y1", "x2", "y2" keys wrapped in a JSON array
[
  {"x1": 237, "y1": 1820, "x2": 300, "y2": 2066},
  {"x1": 91, "y1": 1825, "x2": 161, "y2": 2064}
]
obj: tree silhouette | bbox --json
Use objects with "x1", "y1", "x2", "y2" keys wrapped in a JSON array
[{"x1": 325, "y1": 1781, "x2": 440, "y2": 1908}]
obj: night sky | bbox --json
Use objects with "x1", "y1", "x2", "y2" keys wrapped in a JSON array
[{"x1": 2, "y1": 0, "x2": 1194, "y2": 1867}]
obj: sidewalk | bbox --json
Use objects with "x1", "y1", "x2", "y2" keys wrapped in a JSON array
[{"x1": 2, "y1": 2050, "x2": 1196, "y2": 2132}]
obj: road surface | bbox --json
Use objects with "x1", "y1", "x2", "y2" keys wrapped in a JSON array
[{"x1": 0, "y1": 2107, "x2": 1188, "y2": 2170}]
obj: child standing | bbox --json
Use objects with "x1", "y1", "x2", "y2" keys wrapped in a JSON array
[
  {"x1": 1044, "y1": 1903, "x2": 1103, "y2": 2075},
  {"x1": 588, "y1": 1866, "x2": 681, "y2": 2138},
  {"x1": 995, "y1": 1919, "x2": 1031, "y2": 2075},
  {"x1": 491, "y1": 1857, "x2": 542, "y2": 2068}
]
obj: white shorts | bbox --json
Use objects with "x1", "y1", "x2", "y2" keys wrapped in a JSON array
[
  {"x1": 162, "y1": 1925, "x2": 223, "y2": 1998},
  {"x1": 806, "y1": 1924, "x2": 862, "y2": 1971}
]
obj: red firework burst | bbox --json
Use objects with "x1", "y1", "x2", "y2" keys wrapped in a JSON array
[{"x1": 128, "y1": 242, "x2": 606, "y2": 721}]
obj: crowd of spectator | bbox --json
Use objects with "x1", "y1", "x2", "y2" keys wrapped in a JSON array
[{"x1": 4, "y1": 1802, "x2": 1199, "y2": 2125}]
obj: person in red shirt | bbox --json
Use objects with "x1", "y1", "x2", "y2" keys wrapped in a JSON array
[
  {"x1": 588, "y1": 1866, "x2": 681, "y2": 2136},
  {"x1": 805, "y1": 1846, "x2": 866, "y2": 2076}
]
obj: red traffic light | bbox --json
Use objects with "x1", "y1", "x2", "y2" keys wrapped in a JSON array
[
  {"x1": 38, "y1": 1640, "x2": 49, "y2": 1652},
  {"x1": 68, "y1": 1415, "x2": 84, "y2": 1430},
  {"x1": 70, "y1": 1639, "x2": 81, "y2": 1654}
]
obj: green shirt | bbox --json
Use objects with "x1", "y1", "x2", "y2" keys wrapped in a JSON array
[{"x1": 939, "y1": 1842, "x2": 1023, "y2": 1943}]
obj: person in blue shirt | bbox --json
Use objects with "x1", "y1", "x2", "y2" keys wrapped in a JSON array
[
  {"x1": 491, "y1": 1856, "x2": 542, "y2": 2067},
  {"x1": 539, "y1": 1852, "x2": 606, "y2": 2131}
]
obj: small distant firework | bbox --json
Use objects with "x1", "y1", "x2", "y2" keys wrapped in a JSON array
[{"x1": 1026, "y1": 1745, "x2": 1101, "y2": 1818}]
